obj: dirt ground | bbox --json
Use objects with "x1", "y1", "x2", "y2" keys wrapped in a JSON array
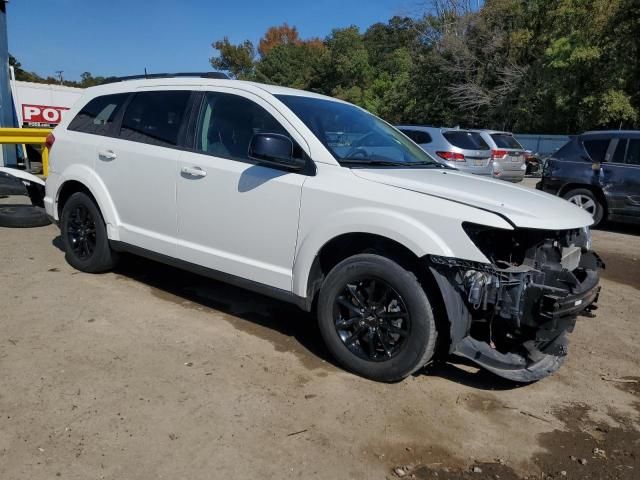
[{"x1": 1, "y1": 191, "x2": 639, "y2": 480}]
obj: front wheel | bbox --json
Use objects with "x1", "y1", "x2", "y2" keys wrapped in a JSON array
[{"x1": 317, "y1": 254, "x2": 437, "y2": 382}]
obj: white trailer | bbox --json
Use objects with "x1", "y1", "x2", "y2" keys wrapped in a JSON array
[{"x1": 10, "y1": 73, "x2": 84, "y2": 128}]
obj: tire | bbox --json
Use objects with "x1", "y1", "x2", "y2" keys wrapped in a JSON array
[
  {"x1": 563, "y1": 188, "x2": 605, "y2": 226},
  {"x1": 0, "y1": 204, "x2": 51, "y2": 228},
  {"x1": 60, "y1": 192, "x2": 117, "y2": 273},
  {"x1": 317, "y1": 254, "x2": 437, "y2": 382}
]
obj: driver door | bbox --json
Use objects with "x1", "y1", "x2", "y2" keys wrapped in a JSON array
[{"x1": 176, "y1": 90, "x2": 309, "y2": 291}]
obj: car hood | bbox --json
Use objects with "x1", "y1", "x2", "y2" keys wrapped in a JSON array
[{"x1": 352, "y1": 168, "x2": 593, "y2": 230}]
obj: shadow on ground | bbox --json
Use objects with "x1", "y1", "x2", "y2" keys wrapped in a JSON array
[{"x1": 51, "y1": 235, "x2": 532, "y2": 389}]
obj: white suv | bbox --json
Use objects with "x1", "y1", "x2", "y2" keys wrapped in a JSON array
[{"x1": 44, "y1": 75, "x2": 602, "y2": 383}]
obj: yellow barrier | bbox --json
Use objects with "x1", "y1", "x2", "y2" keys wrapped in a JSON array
[{"x1": 0, "y1": 128, "x2": 52, "y2": 177}]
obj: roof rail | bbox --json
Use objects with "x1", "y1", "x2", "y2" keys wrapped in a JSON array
[{"x1": 102, "y1": 72, "x2": 229, "y2": 84}]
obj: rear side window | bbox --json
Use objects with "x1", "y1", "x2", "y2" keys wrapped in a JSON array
[
  {"x1": 611, "y1": 139, "x2": 627, "y2": 163},
  {"x1": 68, "y1": 93, "x2": 128, "y2": 136},
  {"x1": 119, "y1": 91, "x2": 190, "y2": 147},
  {"x1": 627, "y1": 139, "x2": 640, "y2": 165},
  {"x1": 443, "y1": 131, "x2": 489, "y2": 150},
  {"x1": 400, "y1": 129, "x2": 432, "y2": 144},
  {"x1": 583, "y1": 138, "x2": 610, "y2": 162},
  {"x1": 490, "y1": 133, "x2": 522, "y2": 149}
]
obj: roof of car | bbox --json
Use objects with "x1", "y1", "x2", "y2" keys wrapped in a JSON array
[
  {"x1": 395, "y1": 125, "x2": 476, "y2": 133},
  {"x1": 582, "y1": 130, "x2": 640, "y2": 137},
  {"x1": 470, "y1": 129, "x2": 513, "y2": 135},
  {"x1": 82, "y1": 77, "x2": 345, "y2": 104}
]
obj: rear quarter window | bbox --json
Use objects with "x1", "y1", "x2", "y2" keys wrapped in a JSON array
[
  {"x1": 443, "y1": 131, "x2": 489, "y2": 150},
  {"x1": 67, "y1": 93, "x2": 129, "y2": 136},
  {"x1": 400, "y1": 129, "x2": 432, "y2": 144},
  {"x1": 490, "y1": 133, "x2": 523, "y2": 149}
]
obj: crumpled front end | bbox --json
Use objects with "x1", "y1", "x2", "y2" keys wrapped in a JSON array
[{"x1": 429, "y1": 225, "x2": 603, "y2": 382}]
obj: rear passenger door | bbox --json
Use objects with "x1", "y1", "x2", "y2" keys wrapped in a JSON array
[
  {"x1": 606, "y1": 137, "x2": 640, "y2": 219},
  {"x1": 95, "y1": 89, "x2": 191, "y2": 257}
]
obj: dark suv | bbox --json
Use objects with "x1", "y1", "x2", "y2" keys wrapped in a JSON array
[{"x1": 537, "y1": 131, "x2": 640, "y2": 226}]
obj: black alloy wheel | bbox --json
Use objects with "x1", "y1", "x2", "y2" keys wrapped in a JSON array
[
  {"x1": 60, "y1": 191, "x2": 117, "y2": 273},
  {"x1": 317, "y1": 254, "x2": 437, "y2": 382},
  {"x1": 67, "y1": 204, "x2": 97, "y2": 260},
  {"x1": 333, "y1": 278, "x2": 411, "y2": 361}
]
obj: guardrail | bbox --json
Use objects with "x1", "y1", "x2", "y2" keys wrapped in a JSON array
[{"x1": 0, "y1": 128, "x2": 52, "y2": 177}]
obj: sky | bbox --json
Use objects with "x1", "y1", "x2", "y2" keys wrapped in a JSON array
[{"x1": 6, "y1": 0, "x2": 415, "y2": 81}]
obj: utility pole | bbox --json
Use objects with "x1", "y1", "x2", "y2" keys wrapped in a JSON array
[
  {"x1": 0, "y1": 0, "x2": 17, "y2": 167},
  {"x1": 55, "y1": 70, "x2": 64, "y2": 85}
]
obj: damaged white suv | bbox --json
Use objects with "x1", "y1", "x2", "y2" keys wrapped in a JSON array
[{"x1": 44, "y1": 74, "x2": 602, "y2": 382}]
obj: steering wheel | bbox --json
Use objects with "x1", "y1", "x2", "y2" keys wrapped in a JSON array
[
  {"x1": 344, "y1": 132, "x2": 380, "y2": 159},
  {"x1": 344, "y1": 147, "x2": 369, "y2": 159}
]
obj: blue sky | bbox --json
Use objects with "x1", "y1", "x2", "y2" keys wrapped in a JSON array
[{"x1": 7, "y1": 0, "x2": 414, "y2": 81}]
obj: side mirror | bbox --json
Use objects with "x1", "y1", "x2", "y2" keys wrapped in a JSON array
[{"x1": 248, "y1": 133, "x2": 305, "y2": 171}]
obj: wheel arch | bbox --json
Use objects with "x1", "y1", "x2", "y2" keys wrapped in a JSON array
[
  {"x1": 55, "y1": 166, "x2": 120, "y2": 239},
  {"x1": 558, "y1": 183, "x2": 608, "y2": 215},
  {"x1": 296, "y1": 231, "x2": 453, "y2": 358}
]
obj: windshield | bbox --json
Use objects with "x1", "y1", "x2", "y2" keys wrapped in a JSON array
[
  {"x1": 490, "y1": 133, "x2": 523, "y2": 149},
  {"x1": 275, "y1": 94, "x2": 442, "y2": 168}
]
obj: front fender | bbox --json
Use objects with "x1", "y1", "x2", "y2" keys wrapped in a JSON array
[{"x1": 292, "y1": 207, "x2": 485, "y2": 298}]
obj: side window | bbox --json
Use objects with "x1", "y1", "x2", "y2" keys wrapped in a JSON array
[
  {"x1": 401, "y1": 129, "x2": 432, "y2": 144},
  {"x1": 583, "y1": 138, "x2": 610, "y2": 162},
  {"x1": 68, "y1": 93, "x2": 128, "y2": 136},
  {"x1": 627, "y1": 139, "x2": 640, "y2": 165},
  {"x1": 119, "y1": 91, "x2": 190, "y2": 147},
  {"x1": 611, "y1": 139, "x2": 628, "y2": 163},
  {"x1": 195, "y1": 92, "x2": 301, "y2": 162}
]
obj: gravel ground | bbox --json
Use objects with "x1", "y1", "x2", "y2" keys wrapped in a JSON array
[{"x1": 0, "y1": 191, "x2": 638, "y2": 480}]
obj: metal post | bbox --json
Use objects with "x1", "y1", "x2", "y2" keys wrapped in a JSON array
[{"x1": 0, "y1": 0, "x2": 17, "y2": 167}]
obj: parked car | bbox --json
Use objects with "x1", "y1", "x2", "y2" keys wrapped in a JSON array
[
  {"x1": 472, "y1": 130, "x2": 527, "y2": 182},
  {"x1": 537, "y1": 130, "x2": 640, "y2": 226},
  {"x1": 395, "y1": 126, "x2": 494, "y2": 176},
  {"x1": 45, "y1": 75, "x2": 601, "y2": 383}
]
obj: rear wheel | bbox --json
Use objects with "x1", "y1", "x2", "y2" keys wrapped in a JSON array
[
  {"x1": 60, "y1": 192, "x2": 117, "y2": 273},
  {"x1": 317, "y1": 254, "x2": 437, "y2": 382},
  {"x1": 563, "y1": 188, "x2": 604, "y2": 226}
]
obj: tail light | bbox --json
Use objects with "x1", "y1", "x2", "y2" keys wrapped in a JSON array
[
  {"x1": 436, "y1": 151, "x2": 465, "y2": 162},
  {"x1": 491, "y1": 149, "x2": 508, "y2": 159},
  {"x1": 491, "y1": 149, "x2": 508, "y2": 160},
  {"x1": 45, "y1": 133, "x2": 55, "y2": 149}
]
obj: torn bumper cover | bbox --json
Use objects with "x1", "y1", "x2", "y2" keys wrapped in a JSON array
[{"x1": 428, "y1": 233, "x2": 603, "y2": 382}]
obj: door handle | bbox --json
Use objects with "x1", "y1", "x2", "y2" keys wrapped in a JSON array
[
  {"x1": 181, "y1": 166, "x2": 207, "y2": 178},
  {"x1": 98, "y1": 149, "x2": 117, "y2": 161}
]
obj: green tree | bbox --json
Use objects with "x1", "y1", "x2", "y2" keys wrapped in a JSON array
[{"x1": 210, "y1": 37, "x2": 256, "y2": 79}]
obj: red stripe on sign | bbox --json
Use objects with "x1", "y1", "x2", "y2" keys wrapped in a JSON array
[{"x1": 22, "y1": 104, "x2": 70, "y2": 124}]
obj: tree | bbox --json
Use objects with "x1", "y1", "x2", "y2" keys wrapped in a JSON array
[
  {"x1": 207, "y1": 2, "x2": 639, "y2": 132},
  {"x1": 210, "y1": 37, "x2": 256, "y2": 79},
  {"x1": 258, "y1": 24, "x2": 301, "y2": 57},
  {"x1": 255, "y1": 42, "x2": 327, "y2": 90},
  {"x1": 9, "y1": 54, "x2": 45, "y2": 83}
]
